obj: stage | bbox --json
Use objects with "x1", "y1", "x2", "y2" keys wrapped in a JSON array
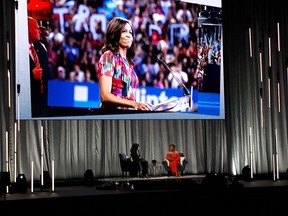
[
  {"x1": 96, "y1": 174, "x2": 206, "y2": 190},
  {"x1": 1, "y1": 174, "x2": 288, "y2": 215}
]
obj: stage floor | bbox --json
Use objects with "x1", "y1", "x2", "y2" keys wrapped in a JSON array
[
  {"x1": 98, "y1": 174, "x2": 206, "y2": 181},
  {"x1": 2, "y1": 174, "x2": 288, "y2": 200},
  {"x1": 1, "y1": 174, "x2": 288, "y2": 215}
]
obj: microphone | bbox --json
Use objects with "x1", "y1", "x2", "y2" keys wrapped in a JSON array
[{"x1": 156, "y1": 56, "x2": 190, "y2": 96}]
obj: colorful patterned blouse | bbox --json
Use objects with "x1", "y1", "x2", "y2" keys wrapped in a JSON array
[{"x1": 97, "y1": 50, "x2": 139, "y2": 109}]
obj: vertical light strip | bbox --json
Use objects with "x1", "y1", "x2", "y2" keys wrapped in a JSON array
[
  {"x1": 260, "y1": 98, "x2": 264, "y2": 128},
  {"x1": 259, "y1": 52, "x2": 263, "y2": 82},
  {"x1": 5, "y1": 134, "x2": 9, "y2": 194},
  {"x1": 260, "y1": 47, "x2": 263, "y2": 128},
  {"x1": 276, "y1": 154, "x2": 279, "y2": 180},
  {"x1": 277, "y1": 22, "x2": 280, "y2": 52},
  {"x1": 8, "y1": 70, "x2": 11, "y2": 108},
  {"x1": 41, "y1": 125, "x2": 44, "y2": 187},
  {"x1": 17, "y1": 93, "x2": 20, "y2": 131},
  {"x1": 268, "y1": 78, "x2": 271, "y2": 108},
  {"x1": 7, "y1": 42, "x2": 10, "y2": 108},
  {"x1": 52, "y1": 160, "x2": 55, "y2": 192},
  {"x1": 277, "y1": 83, "x2": 281, "y2": 112},
  {"x1": 275, "y1": 129, "x2": 279, "y2": 179},
  {"x1": 276, "y1": 24, "x2": 281, "y2": 137},
  {"x1": 6, "y1": 42, "x2": 10, "y2": 60},
  {"x1": 14, "y1": 122, "x2": 17, "y2": 183},
  {"x1": 268, "y1": 37, "x2": 271, "y2": 67},
  {"x1": 31, "y1": 161, "x2": 34, "y2": 193},
  {"x1": 249, "y1": 126, "x2": 253, "y2": 179},
  {"x1": 272, "y1": 154, "x2": 275, "y2": 181},
  {"x1": 249, "y1": 28, "x2": 252, "y2": 57},
  {"x1": 5, "y1": 131, "x2": 9, "y2": 171}
]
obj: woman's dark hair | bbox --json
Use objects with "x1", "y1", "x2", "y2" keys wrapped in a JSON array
[
  {"x1": 102, "y1": 17, "x2": 136, "y2": 65},
  {"x1": 169, "y1": 144, "x2": 176, "y2": 148},
  {"x1": 131, "y1": 143, "x2": 139, "y2": 150}
]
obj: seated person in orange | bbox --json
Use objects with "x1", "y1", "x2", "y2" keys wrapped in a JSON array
[{"x1": 166, "y1": 144, "x2": 181, "y2": 177}]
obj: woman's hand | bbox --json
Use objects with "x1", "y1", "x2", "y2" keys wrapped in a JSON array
[
  {"x1": 99, "y1": 75, "x2": 153, "y2": 111},
  {"x1": 132, "y1": 101, "x2": 152, "y2": 111},
  {"x1": 166, "y1": 157, "x2": 173, "y2": 162}
]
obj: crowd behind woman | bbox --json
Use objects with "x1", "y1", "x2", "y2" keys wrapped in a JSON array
[{"x1": 48, "y1": 0, "x2": 221, "y2": 92}]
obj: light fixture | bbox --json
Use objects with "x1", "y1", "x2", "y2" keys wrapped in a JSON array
[
  {"x1": 16, "y1": 174, "x2": 27, "y2": 193},
  {"x1": 84, "y1": 169, "x2": 94, "y2": 186},
  {"x1": 41, "y1": 171, "x2": 51, "y2": 189},
  {"x1": 242, "y1": 165, "x2": 252, "y2": 181}
]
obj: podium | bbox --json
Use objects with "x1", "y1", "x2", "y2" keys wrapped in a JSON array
[{"x1": 151, "y1": 94, "x2": 192, "y2": 112}]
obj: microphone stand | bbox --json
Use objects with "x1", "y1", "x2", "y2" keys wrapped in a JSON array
[
  {"x1": 150, "y1": 57, "x2": 192, "y2": 111},
  {"x1": 156, "y1": 57, "x2": 190, "y2": 96}
]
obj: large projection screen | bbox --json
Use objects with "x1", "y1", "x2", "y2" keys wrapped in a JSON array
[{"x1": 15, "y1": 0, "x2": 223, "y2": 120}]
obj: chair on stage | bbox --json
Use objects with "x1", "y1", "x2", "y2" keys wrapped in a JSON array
[
  {"x1": 119, "y1": 153, "x2": 141, "y2": 177},
  {"x1": 162, "y1": 153, "x2": 188, "y2": 176}
]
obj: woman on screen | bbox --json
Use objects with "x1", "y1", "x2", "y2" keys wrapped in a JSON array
[{"x1": 97, "y1": 17, "x2": 152, "y2": 111}]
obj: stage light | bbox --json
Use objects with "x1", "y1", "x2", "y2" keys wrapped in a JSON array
[
  {"x1": 16, "y1": 174, "x2": 27, "y2": 193},
  {"x1": 242, "y1": 165, "x2": 252, "y2": 181},
  {"x1": 84, "y1": 169, "x2": 94, "y2": 186}
]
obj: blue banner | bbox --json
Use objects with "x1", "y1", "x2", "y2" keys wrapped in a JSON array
[{"x1": 48, "y1": 80, "x2": 194, "y2": 108}]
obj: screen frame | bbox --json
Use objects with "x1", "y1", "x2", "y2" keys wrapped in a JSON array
[{"x1": 15, "y1": 0, "x2": 224, "y2": 120}]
